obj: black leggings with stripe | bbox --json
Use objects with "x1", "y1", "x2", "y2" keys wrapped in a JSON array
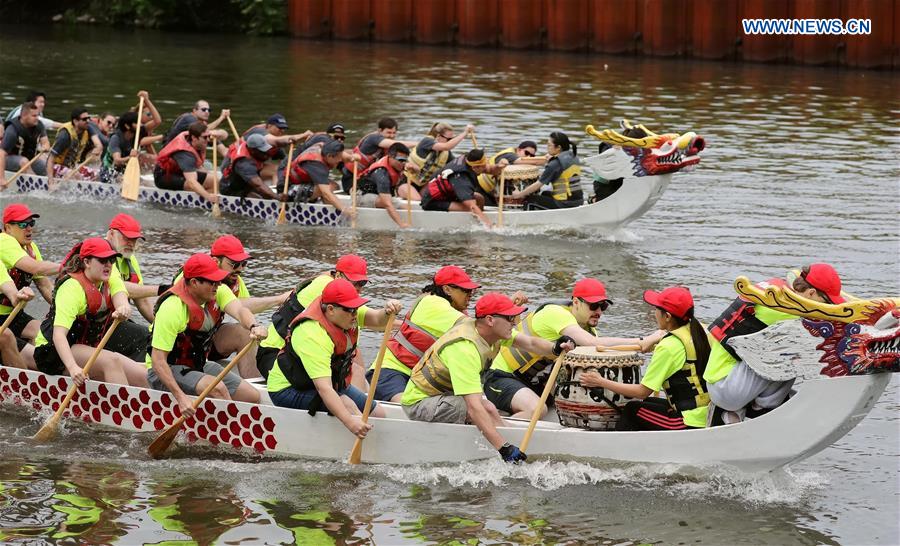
[{"x1": 616, "y1": 397, "x2": 687, "y2": 431}]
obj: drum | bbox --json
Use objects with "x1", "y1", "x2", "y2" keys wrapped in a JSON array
[
  {"x1": 498, "y1": 164, "x2": 541, "y2": 208},
  {"x1": 554, "y1": 347, "x2": 643, "y2": 431}
]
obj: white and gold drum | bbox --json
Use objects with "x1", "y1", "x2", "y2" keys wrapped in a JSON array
[
  {"x1": 554, "y1": 347, "x2": 643, "y2": 430},
  {"x1": 500, "y1": 164, "x2": 541, "y2": 208}
]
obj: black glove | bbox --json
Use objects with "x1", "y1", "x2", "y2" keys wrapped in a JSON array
[
  {"x1": 157, "y1": 284, "x2": 172, "y2": 296},
  {"x1": 498, "y1": 443, "x2": 527, "y2": 464},
  {"x1": 553, "y1": 335, "x2": 575, "y2": 356}
]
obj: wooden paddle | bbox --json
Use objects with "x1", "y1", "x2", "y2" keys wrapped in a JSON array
[
  {"x1": 226, "y1": 116, "x2": 240, "y2": 143},
  {"x1": 350, "y1": 161, "x2": 358, "y2": 229},
  {"x1": 120, "y1": 96, "x2": 144, "y2": 201},
  {"x1": 211, "y1": 137, "x2": 221, "y2": 218},
  {"x1": 470, "y1": 133, "x2": 478, "y2": 149},
  {"x1": 596, "y1": 344, "x2": 643, "y2": 352},
  {"x1": 520, "y1": 350, "x2": 566, "y2": 453},
  {"x1": 405, "y1": 186, "x2": 412, "y2": 226},
  {"x1": 497, "y1": 169, "x2": 506, "y2": 228},
  {"x1": 7, "y1": 152, "x2": 46, "y2": 187},
  {"x1": 32, "y1": 318, "x2": 123, "y2": 442},
  {"x1": 148, "y1": 340, "x2": 256, "y2": 459},
  {"x1": 348, "y1": 312, "x2": 396, "y2": 464},
  {"x1": 61, "y1": 154, "x2": 95, "y2": 182},
  {"x1": 276, "y1": 142, "x2": 294, "y2": 225},
  {"x1": 0, "y1": 301, "x2": 26, "y2": 337}
]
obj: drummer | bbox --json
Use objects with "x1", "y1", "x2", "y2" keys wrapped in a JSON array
[
  {"x1": 511, "y1": 131, "x2": 583, "y2": 210},
  {"x1": 475, "y1": 140, "x2": 549, "y2": 206},
  {"x1": 484, "y1": 278, "x2": 665, "y2": 419},
  {"x1": 579, "y1": 286, "x2": 713, "y2": 430},
  {"x1": 401, "y1": 293, "x2": 573, "y2": 463}
]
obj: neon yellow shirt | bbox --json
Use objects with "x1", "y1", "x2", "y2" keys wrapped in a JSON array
[
  {"x1": 145, "y1": 287, "x2": 237, "y2": 368},
  {"x1": 704, "y1": 305, "x2": 798, "y2": 384},
  {"x1": 640, "y1": 328, "x2": 707, "y2": 428},
  {"x1": 111, "y1": 255, "x2": 143, "y2": 284},
  {"x1": 377, "y1": 295, "x2": 465, "y2": 377},
  {"x1": 401, "y1": 332, "x2": 517, "y2": 406},
  {"x1": 34, "y1": 274, "x2": 127, "y2": 347},
  {"x1": 0, "y1": 262, "x2": 12, "y2": 286},
  {"x1": 0, "y1": 232, "x2": 44, "y2": 315},
  {"x1": 490, "y1": 303, "x2": 589, "y2": 373}
]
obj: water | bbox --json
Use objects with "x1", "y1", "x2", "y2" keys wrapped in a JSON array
[{"x1": 1, "y1": 24, "x2": 898, "y2": 545}]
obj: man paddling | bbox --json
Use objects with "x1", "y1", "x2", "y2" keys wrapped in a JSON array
[
  {"x1": 220, "y1": 133, "x2": 288, "y2": 201},
  {"x1": 340, "y1": 117, "x2": 418, "y2": 193},
  {"x1": 401, "y1": 293, "x2": 573, "y2": 463},
  {"x1": 0, "y1": 204, "x2": 59, "y2": 343},
  {"x1": 153, "y1": 121, "x2": 224, "y2": 204},
  {"x1": 0, "y1": 102, "x2": 50, "y2": 189},
  {"x1": 356, "y1": 142, "x2": 420, "y2": 228},
  {"x1": 420, "y1": 149, "x2": 492, "y2": 228},
  {"x1": 46, "y1": 108, "x2": 103, "y2": 185},
  {"x1": 147, "y1": 254, "x2": 265, "y2": 417},
  {"x1": 286, "y1": 139, "x2": 353, "y2": 215},
  {"x1": 0, "y1": 262, "x2": 35, "y2": 370}
]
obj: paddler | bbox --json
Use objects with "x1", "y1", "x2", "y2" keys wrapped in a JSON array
[
  {"x1": 32, "y1": 238, "x2": 147, "y2": 388},
  {"x1": 510, "y1": 131, "x2": 583, "y2": 210},
  {"x1": 0, "y1": 261, "x2": 35, "y2": 370},
  {"x1": 356, "y1": 142, "x2": 421, "y2": 228},
  {"x1": 580, "y1": 286, "x2": 714, "y2": 430},
  {"x1": 147, "y1": 254, "x2": 265, "y2": 416},
  {"x1": 483, "y1": 278, "x2": 664, "y2": 419},
  {"x1": 0, "y1": 204, "x2": 60, "y2": 343},
  {"x1": 153, "y1": 121, "x2": 225, "y2": 204},
  {"x1": 46, "y1": 108, "x2": 103, "y2": 185},
  {"x1": 409, "y1": 122, "x2": 475, "y2": 188},
  {"x1": 219, "y1": 133, "x2": 288, "y2": 201},
  {"x1": 161, "y1": 99, "x2": 230, "y2": 152},
  {"x1": 285, "y1": 139, "x2": 352, "y2": 215},
  {"x1": 268, "y1": 279, "x2": 396, "y2": 439},
  {"x1": 420, "y1": 149, "x2": 492, "y2": 228},
  {"x1": 366, "y1": 265, "x2": 478, "y2": 402},
  {"x1": 475, "y1": 140, "x2": 548, "y2": 206},
  {"x1": 0, "y1": 101, "x2": 49, "y2": 189},
  {"x1": 340, "y1": 117, "x2": 418, "y2": 193},
  {"x1": 401, "y1": 292, "x2": 573, "y2": 463}
]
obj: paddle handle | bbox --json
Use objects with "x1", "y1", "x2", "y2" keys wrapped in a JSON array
[
  {"x1": 132, "y1": 97, "x2": 144, "y2": 151},
  {"x1": 211, "y1": 137, "x2": 221, "y2": 217},
  {"x1": 470, "y1": 133, "x2": 478, "y2": 149},
  {"x1": 596, "y1": 344, "x2": 643, "y2": 352},
  {"x1": 497, "y1": 169, "x2": 505, "y2": 228},
  {"x1": 405, "y1": 184, "x2": 412, "y2": 225},
  {"x1": 520, "y1": 351, "x2": 566, "y2": 453},
  {"x1": 226, "y1": 116, "x2": 240, "y2": 142},
  {"x1": 0, "y1": 301, "x2": 25, "y2": 337},
  {"x1": 8, "y1": 152, "x2": 45, "y2": 186},
  {"x1": 350, "y1": 162, "x2": 358, "y2": 229},
  {"x1": 61, "y1": 155, "x2": 93, "y2": 181},
  {"x1": 349, "y1": 313, "x2": 396, "y2": 464},
  {"x1": 276, "y1": 143, "x2": 294, "y2": 225}
]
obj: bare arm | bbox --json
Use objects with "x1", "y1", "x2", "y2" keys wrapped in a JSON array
[
  {"x1": 462, "y1": 199, "x2": 492, "y2": 228},
  {"x1": 511, "y1": 334, "x2": 556, "y2": 357},
  {"x1": 361, "y1": 301, "x2": 402, "y2": 330},
  {"x1": 14, "y1": 256, "x2": 60, "y2": 277},
  {"x1": 432, "y1": 132, "x2": 468, "y2": 152},
  {"x1": 35, "y1": 277, "x2": 54, "y2": 303},
  {"x1": 139, "y1": 91, "x2": 162, "y2": 130},
  {"x1": 512, "y1": 181, "x2": 542, "y2": 199},
  {"x1": 375, "y1": 193, "x2": 409, "y2": 228},
  {"x1": 579, "y1": 372, "x2": 653, "y2": 399},
  {"x1": 207, "y1": 109, "x2": 230, "y2": 132},
  {"x1": 124, "y1": 281, "x2": 159, "y2": 300},
  {"x1": 317, "y1": 183, "x2": 345, "y2": 212},
  {"x1": 464, "y1": 393, "x2": 506, "y2": 449},
  {"x1": 239, "y1": 291, "x2": 291, "y2": 314},
  {"x1": 561, "y1": 324, "x2": 664, "y2": 352},
  {"x1": 312, "y1": 376, "x2": 372, "y2": 438},
  {"x1": 135, "y1": 296, "x2": 155, "y2": 323}
]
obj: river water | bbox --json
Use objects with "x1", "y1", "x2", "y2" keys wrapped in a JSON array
[{"x1": 0, "y1": 24, "x2": 898, "y2": 545}]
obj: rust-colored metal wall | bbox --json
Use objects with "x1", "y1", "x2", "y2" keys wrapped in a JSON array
[{"x1": 287, "y1": 0, "x2": 898, "y2": 69}]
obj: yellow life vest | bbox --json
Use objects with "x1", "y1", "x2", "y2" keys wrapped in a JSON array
[
  {"x1": 476, "y1": 147, "x2": 516, "y2": 193},
  {"x1": 661, "y1": 325, "x2": 711, "y2": 413},
  {"x1": 409, "y1": 137, "x2": 450, "y2": 188},
  {"x1": 549, "y1": 151, "x2": 580, "y2": 201},
  {"x1": 409, "y1": 318, "x2": 500, "y2": 397},
  {"x1": 53, "y1": 122, "x2": 90, "y2": 167}
]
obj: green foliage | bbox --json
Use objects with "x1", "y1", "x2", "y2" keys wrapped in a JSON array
[
  {"x1": 237, "y1": 0, "x2": 287, "y2": 35},
  {"x1": 78, "y1": 0, "x2": 287, "y2": 35}
]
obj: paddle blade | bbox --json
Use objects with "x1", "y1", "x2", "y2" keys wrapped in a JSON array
[
  {"x1": 31, "y1": 413, "x2": 62, "y2": 442},
  {"x1": 147, "y1": 419, "x2": 184, "y2": 459},
  {"x1": 211, "y1": 202, "x2": 221, "y2": 218},
  {"x1": 348, "y1": 438, "x2": 363, "y2": 464},
  {"x1": 276, "y1": 204, "x2": 287, "y2": 225},
  {"x1": 121, "y1": 157, "x2": 140, "y2": 201}
]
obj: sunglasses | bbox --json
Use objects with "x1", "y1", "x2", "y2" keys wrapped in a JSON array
[
  {"x1": 491, "y1": 314, "x2": 519, "y2": 323},
  {"x1": 579, "y1": 298, "x2": 610, "y2": 312},
  {"x1": 92, "y1": 256, "x2": 117, "y2": 265},
  {"x1": 198, "y1": 107, "x2": 210, "y2": 112},
  {"x1": 330, "y1": 134, "x2": 346, "y2": 141},
  {"x1": 224, "y1": 258, "x2": 248, "y2": 269},
  {"x1": 335, "y1": 304, "x2": 359, "y2": 314},
  {"x1": 393, "y1": 156, "x2": 409, "y2": 163},
  {"x1": 351, "y1": 279, "x2": 368, "y2": 289},
  {"x1": 523, "y1": 150, "x2": 536, "y2": 157},
  {"x1": 11, "y1": 219, "x2": 35, "y2": 229},
  {"x1": 78, "y1": 117, "x2": 91, "y2": 122}
]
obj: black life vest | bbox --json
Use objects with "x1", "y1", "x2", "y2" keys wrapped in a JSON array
[
  {"x1": 660, "y1": 326, "x2": 710, "y2": 413},
  {"x1": 149, "y1": 279, "x2": 223, "y2": 370},
  {"x1": 270, "y1": 273, "x2": 329, "y2": 340},
  {"x1": 0, "y1": 241, "x2": 37, "y2": 308},
  {"x1": 708, "y1": 278, "x2": 787, "y2": 360},
  {"x1": 7, "y1": 118, "x2": 44, "y2": 159},
  {"x1": 40, "y1": 271, "x2": 113, "y2": 348}
]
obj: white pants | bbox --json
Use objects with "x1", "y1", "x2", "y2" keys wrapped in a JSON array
[{"x1": 707, "y1": 361, "x2": 794, "y2": 411}]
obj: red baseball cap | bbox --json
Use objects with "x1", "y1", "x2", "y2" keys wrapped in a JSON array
[
  {"x1": 434, "y1": 265, "x2": 480, "y2": 289},
  {"x1": 183, "y1": 253, "x2": 229, "y2": 282},
  {"x1": 79, "y1": 237, "x2": 120, "y2": 259},
  {"x1": 572, "y1": 278, "x2": 613, "y2": 304},
  {"x1": 321, "y1": 278, "x2": 369, "y2": 308},
  {"x1": 475, "y1": 292, "x2": 527, "y2": 318},
  {"x1": 804, "y1": 263, "x2": 845, "y2": 304},
  {"x1": 109, "y1": 213, "x2": 144, "y2": 239},
  {"x1": 210, "y1": 235, "x2": 251, "y2": 261},
  {"x1": 335, "y1": 254, "x2": 368, "y2": 282},
  {"x1": 3, "y1": 203, "x2": 40, "y2": 224},
  {"x1": 644, "y1": 286, "x2": 694, "y2": 320}
]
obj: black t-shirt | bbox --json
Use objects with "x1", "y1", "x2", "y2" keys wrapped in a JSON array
[
  {"x1": 415, "y1": 136, "x2": 455, "y2": 164},
  {"x1": 301, "y1": 133, "x2": 330, "y2": 152},
  {"x1": 447, "y1": 171, "x2": 477, "y2": 202}
]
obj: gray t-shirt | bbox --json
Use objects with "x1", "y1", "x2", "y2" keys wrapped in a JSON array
[
  {"x1": 163, "y1": 113, "x2": 197, "y2": 146},
  {"x1": 1, "y1": 121, "x2": 47, "y2": 156}
]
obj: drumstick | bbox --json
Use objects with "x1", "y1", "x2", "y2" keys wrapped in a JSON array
[{"x1": 596, "y1": 344, "x2": 642, "y2": 352}]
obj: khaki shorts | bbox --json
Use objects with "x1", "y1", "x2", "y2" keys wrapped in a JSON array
[{"x1": 403, "y1": 394, "x2": 468, "y2": 424}]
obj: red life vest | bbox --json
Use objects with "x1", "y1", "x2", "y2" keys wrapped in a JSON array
[
  {"x1": 425, "y1": 170, "x2": 458, "y2": 201},
  {"x1": 39, "y1": 271, "x2": 114, "y2": 348},
  {"x1": 0, "y1": 242, "x2": 37, "y2": 308},
  {"x1": 275, "y1": 296, "x2": 358, "y2": 403},
  {"x1": 709, "y1": 278, "x2": 788, "y2": 360},
  {"x1": 242, "y1": 125, "x2": 281, "y2": 160},
  {"x1": 288, "y1": 149, "x2": 328, "y2": 185},
  {"x1": 359, "y1": 155, "x2": 402, "y2": 191},
  {"x1": 345, "y1": 131, "x2": 382, "y2": 174},
  {"x1": 117, "y1": 256, "x2": 140, "y2": 284},
  {"x1": 385, "y1": 295, "x2": 450, "y2": 369},
  {"x1": 151, "y1": 279, "x2": 223, "y2": 370},
  {"x1": 156, "y1": 131, "x2": 205, "y2": 177},
  {"x1": 222, "y1": 140, "x2": 263, "y2": 178}
]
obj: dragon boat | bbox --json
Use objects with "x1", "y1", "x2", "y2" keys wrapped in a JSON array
[
  {"x1": 1, "y1": 121, "x2": 704, "y2": 232},
  {"x1": 1, "y1": 280, "x2": 896, "y2": 471}
]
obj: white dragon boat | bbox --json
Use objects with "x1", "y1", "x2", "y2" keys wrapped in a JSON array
[
  {"x1": 2, "y1": 280, "x2": 896, "y2": 472},
  {"x1": 1, "y1": 121, "x2": 704, "y2": 232}
]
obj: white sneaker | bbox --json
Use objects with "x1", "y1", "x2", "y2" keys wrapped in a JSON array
[{"x1": 722, "y1": 409, "x2": 745, "y2": 425}]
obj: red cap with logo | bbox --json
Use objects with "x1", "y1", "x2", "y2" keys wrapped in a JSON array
[
  {"x1": 321, "y1": 278, "x2": 369, "y2": 308},
  {"x1": 572, "y1": 278, "x2": 613, "y2": 304},
  {"x1": 210, "y1": 235, "x2": 251, "y2": 261},
  {"x1": 804, "y1": 263, "x2": 845, "y2": 304},
  {"x1": 475, "y1": 292, "x2": 527, "y2": 318},
  {"x1": 3, "y1": 203, "x2": 40, "y2": 224},
  {"x1": 335, "y1": 254, "x2": 368, "y2": 282},
  {"x1": 79, "y1": 237, "x2": 121, "y2": 259},
  {"x1": 183, "y1": 253, "x2": 229, "y2": 282},
  {"x1": 109, "y1": 213, "x2": 144, "y2": 239},
  {"x1": 434, "y1": 265, "x2": 480, "y2": 289},
  {"x1": 643, "y1": 286, "x2": 694, "y2": 321}
]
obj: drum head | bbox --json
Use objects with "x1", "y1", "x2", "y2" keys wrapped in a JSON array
[{"x1": 502, "y1": 164, "x2": 541, "y2": 181}]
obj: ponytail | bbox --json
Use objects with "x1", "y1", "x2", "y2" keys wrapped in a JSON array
[{"x1": 686, "y1": 309, "x2": 711, "y2": 379}]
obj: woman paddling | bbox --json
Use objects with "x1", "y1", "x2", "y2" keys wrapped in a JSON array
[
  {"x1": 579, "y1": 286, "x2": 712, "y2": 430},
  {"x1": 32, "y1": 238, "x2": 147, "y2": 388}
]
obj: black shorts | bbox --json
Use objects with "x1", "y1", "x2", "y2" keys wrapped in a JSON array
[
  {"x1": 482, "y1": 369, "x2": 531, "y2": 414},
  {"x1": 0, "y1": 309, "x2": 36, "y2": 339},
  {"x1": 104, "y1": 319, "x2": 149, "y2": 362},
  {"x1": 154, "y1": 166, "x2": 207, "y2": 191},
  {"x1": 420, "y1": 193, "x2": 452, "y2": 212},
  {"x1": 256, "y1": 346, "x2": 279, "y2": 380},
  {"x1": 34, "y1": 344, "x2": 66, "y2": 375}
]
